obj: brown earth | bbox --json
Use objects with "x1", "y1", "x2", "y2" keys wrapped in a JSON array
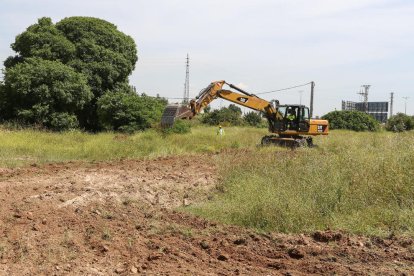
[{"x1": 0, "y1": 155, "x2": 413, "y2": 275}]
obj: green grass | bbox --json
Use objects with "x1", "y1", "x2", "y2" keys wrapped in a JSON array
[
  {"x1": 0, "y1": 126, "x2": 267, "y2": 167},
  {"x1": 188, "y1": 130, "x2": 414, "y2": 237},
  {"x1": 2, "y1": 125, "x2": 413, "y2": 236}
]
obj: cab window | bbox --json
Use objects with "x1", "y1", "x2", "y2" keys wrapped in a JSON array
[
  {"x1": 300, "y1": 107, "x2": 310, "y2": 121},
  {"x1": 277, "y1": 106, "x2": 287, "y2": 118}
]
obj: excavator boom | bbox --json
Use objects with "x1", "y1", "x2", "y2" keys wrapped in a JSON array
[
  {"x1": 161, "y1": 81, "x2": 279, "y2": 127},
  {"x1": 161, "y1": 80, "x2": 328, "y2": 147}
]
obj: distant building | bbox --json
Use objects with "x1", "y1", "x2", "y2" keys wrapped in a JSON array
[
  {"x1": 341, "y1": 101, "x2": 356, "y2": 111},
  {"x1": 341, "y1": 100, "x2": 388, "y2": 123}
]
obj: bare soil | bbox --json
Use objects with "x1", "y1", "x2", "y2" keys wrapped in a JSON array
[{"x1": 0, "y1": 155, "x2": 413, "y2": 275}]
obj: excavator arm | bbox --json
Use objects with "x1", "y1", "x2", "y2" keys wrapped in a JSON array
[
  {"x1": 214, "y1": 89, "x2": 278, "y2": 118},
  {"x1": 161, "y1": 80, "x2": 329, "y2": 147},
  {"x1": 161, "y1": 80, "x2": 282, "y2": 127}
]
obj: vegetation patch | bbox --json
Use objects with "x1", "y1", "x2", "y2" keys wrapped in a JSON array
[
  {"x1": 202, "y1": 104, "x2": 266, "y2": 127},
  {"x1": 386, "y1": 113, "x2": 414, "y2": 132},
  {"x1": 0, "y1": 126, "x2": 267, "y2": 167},
  {"x1": 322, "y1": 110, "x2": 379, "y2": 131},
  {"x1": 188, "y1": 130, "x2": 414, "y2": 236},
  {"x1": 160, "y1": 120, "x2": 192, "y2": 135}
]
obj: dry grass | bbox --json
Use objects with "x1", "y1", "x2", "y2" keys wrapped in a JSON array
[
  {"x1": 0, "y1": 126, "x2": 267, "y2": 167},
  {"x1": 188, "y1": 130, "x2": 414, "y2": 236}
]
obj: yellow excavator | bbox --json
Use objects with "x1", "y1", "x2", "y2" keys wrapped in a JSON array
[{"x1": 161, "y1": 80, "x2": 329, "y2": 147}]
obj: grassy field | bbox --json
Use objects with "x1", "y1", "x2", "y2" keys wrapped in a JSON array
[
  {"x1": 0, "y1": 126, "x2": 267, "y2": 167},
  {"x1": 1, "y1": 126, "x2": 413, "y2": 236},
  {"x1": 189, "y1": 130, "x2": 414, "y2": 236}
]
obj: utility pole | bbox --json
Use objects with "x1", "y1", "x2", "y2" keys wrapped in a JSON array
[
  {"x1": 390, "y1": 92, "x2": 394, "y2": 118},
  {"x1": 358, "y1": 85, "x2": 370, "y2": 112},
  {"x1": 183, "y1": 54, "x2": 190, "y2": 104},
  {"x1": 310, "y1": 81, "x2": 315, "y2": 118},
  {"x1": 403, "y1": 96, "x2": 409, "y2": 115}
]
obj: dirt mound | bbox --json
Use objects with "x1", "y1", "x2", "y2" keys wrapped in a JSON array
[
  {"x1": 312, "y1": 230, "x2": 343, "y2": 243},
  {"x1": 0, "y1": 156, "x2": 413, "y2": 275}
]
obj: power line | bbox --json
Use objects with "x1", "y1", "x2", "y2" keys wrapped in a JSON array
[
  {"x1": 146, "y1": 81, "x2": 314, "y2": 100},
  {"x1": 256, "y1": 82, "x2": 312, "y2": 95}
]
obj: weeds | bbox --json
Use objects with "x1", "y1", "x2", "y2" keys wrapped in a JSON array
[
  {"x1": 0, "y1": 243, "x2": 6, "y2": 258},
  {"x1": 102, "y1": 228, "x2": 112, "y2": 241},
  {"x1": 188, "y1": 130, "x2": 414, "y2": 237},
  {"x1": 0, "y1": 126, "x2": 267, "y2": 167}
]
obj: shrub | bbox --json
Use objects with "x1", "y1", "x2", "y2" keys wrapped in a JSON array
[
  {"x1": 243, "y1": 111, "x2": 266, "y2": 127},
  {"x1": 97, "y1": 92, "x2": 167, "y2": 133},
  {"x1": 202, "y1": 105, "x2": 244, "y2": 126},
  {"x1": 322, "y1": 110, "x2": 379, "y2": 132},
  {"x1": 386, "y1": 113, "x2": 414, "y2": 132},
  {"x1": 162, "y1": 120, "x2": 191, "y2": 135},
  {"x1": 49, "y1": 112, "x2": 79, "y2": 131}
]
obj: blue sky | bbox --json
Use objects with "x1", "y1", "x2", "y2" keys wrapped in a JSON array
[{"x1": 1, "y1": 0, "x2": 413, "y2": 116}]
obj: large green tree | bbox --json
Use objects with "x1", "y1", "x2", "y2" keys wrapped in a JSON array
[
  {"x1": 4, "y1": 17, "x2": 75, "y2": 67},
  {"x1": 55, "y1": 17, "x2": 137, "y2": 97},
  {"x1": 2, "y1": 16, "x2": 138, "y2": 130},
  {"x1": 1, "y1": 58, "x2": 92, "y2": 130}
]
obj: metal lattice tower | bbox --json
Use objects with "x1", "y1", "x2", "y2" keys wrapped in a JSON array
[
  {"x1": 390, "y1": 92, "x2": 394, "y2": 117},
  {"x1": 183, "y1": 54, "x2": 190, "y2": 104},
  {"x1": 358, "y1": 85, "x2": 370, "y2": 112}
]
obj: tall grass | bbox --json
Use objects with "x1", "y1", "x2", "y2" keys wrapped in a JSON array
[
  {"x1": 2, "y1": 126, "x2": 413, "y2": 236},
  {"x1": 0, "y1": 126, "x2": 267, "y2": 167},
  {"x1": 189, "y1": 130, "x2": 414, "y2": 236}
]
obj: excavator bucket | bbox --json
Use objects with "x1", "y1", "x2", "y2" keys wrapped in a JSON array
[{"x1": 161, "y1": 104, "x2": 193, "y2": 128}]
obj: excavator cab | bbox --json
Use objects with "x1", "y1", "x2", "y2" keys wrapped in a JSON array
[{"x1": 274, "y1": 105, "x2": 310, "y2": 133}]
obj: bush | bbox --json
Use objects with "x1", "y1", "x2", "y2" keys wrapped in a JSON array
[
  {"x1": 243, "y1": 111, "x2": 266, "y2": 127},
  {"x1": 322, "y1": 110, "x2": 379, "y2": 132},
  {"x1": 49, "y1": 112, "x2": 79, "y2": 131},
  {"x1": 202, "y1": 105, "x2": 244, "y2": 126},
  {"x1": 97, "y1": 92, "x2": 167, "y2": 133},
  {"x1": 386, "y1": 113, "x2": 414, "y2": 132},
  {"x1": 162, "y1": 120, "x2": 191, "y2": 135}
]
